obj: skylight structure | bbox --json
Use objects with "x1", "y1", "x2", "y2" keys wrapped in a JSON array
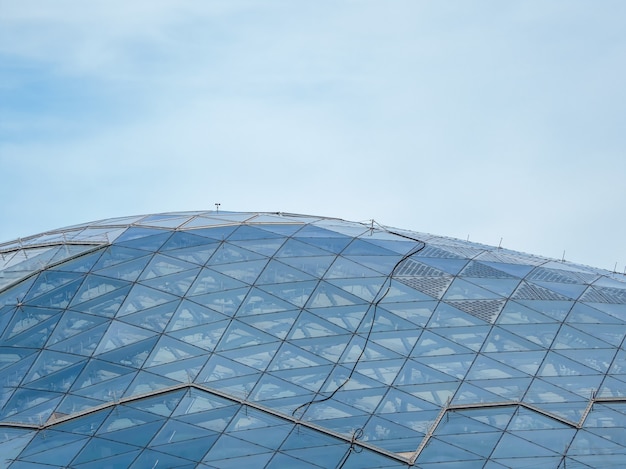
[{"x1": 1, "y1": 211, "x2": 625, "y2": 468}]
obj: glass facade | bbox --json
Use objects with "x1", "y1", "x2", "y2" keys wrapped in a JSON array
[{"x1": 1, "y1": 211, "x2": 625, "y2": 468}]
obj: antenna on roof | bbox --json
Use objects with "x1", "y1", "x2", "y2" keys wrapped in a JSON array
[
  {"x1": 561, "y1": 250, "x2": 566, "y2": 262},
  {"x1": 498, "y1": 237, "x2": 503, "y2": 249},
  {"x1": 215, "y1": 203, "x2": 221, "y2": 213}
]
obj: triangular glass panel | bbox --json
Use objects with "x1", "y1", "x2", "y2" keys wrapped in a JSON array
[
  {"x1": 412, "y1": 330, "x2": 473, "y2": 357},
  {"x1": 93, "y1": 245, "x2": 153, "y2": 270},
  {"x1": 186, "y1": 267, "x2": 246, "y2": 296},
  {"x1": 491, "y1": 432, "x2": 557, "y2": 458},
  {"x1": 453, "y1": 380, "x2": 516, "y2": 405},
  {"x1": 50, "y1": 246, "x2": 104, "y2": 273},
  {"x1": 206, "y1": 373, "x2": 262, "y2": 399},
  {"x1": 163, "y1": 242, "x2": 219, "y2": 266},
  {"x1": 466, "y1": 354, "x2": 529, "y2": 380},
  {"x1": 72, "y1": 450, "x2": 142, "y2": 468},
  {"x1": 462, "y1": 277, "x2": 521, "y2": 297},
  {"x1": 276, "y1": 238, "x2": 341, "y2": 258},
  {"x1": 530, "y1": 280, "x2": 587, "y2": 300},
  {"x1": 476, "y1": 261, "x2": 534, "y2": 278},
  {"x1": 327, "y1": 277, "x2": 388, "y2": 302},
  {"x1": 270, "y1": 364, "x2": 334, "y2": 392},
  {"x1": 256, "y1": 281, "x2": 318, "y2": 308},
  {"x1": 3, "y1": 315, "x2": 61, "y2": 348},
  {"x1": 27, "y1": 278, "x2": 83, "y2": 308},
  {"x1": 46, "y1": 310, "x2": 108, "y2": 346},
  {"x1": 277, "y1": 255, "x2": 337, "y2": 277},
  {"x1": 370, "y1": 306, "x2": 424, "y2": 333},
  {"x1": 116, "y1": 284, "x2": 179, "y2": 317},
  {"x1": 0, "y1": 388, "x2": 62, "y2": 423},
  {"x1": 552, "y1": 324, "x2": 613, "y2": 350},
  {"x1": 557, "y1": 347, "x2": 616, "y2": 373},
  {"x1": 97, "y1": 336, "x2": 160, "y2": 369},
  {"x1": 268, "y1": 342, "x2": 332, "y2": 371},
  {"x1": 324, "y1": 257, "x2": 383, "y2": 279},
  {"x1": 24, "y1": 271, "x2": 83, "y2": 301},
  {"x1": 483, "y1": 326, "x2": 544, "y2": 352},
  {"x1": 418, "y1": 353, "x2": 475, "y2": 380},
  {"x1": 460, "y1": 261, "x2": 517, "y2": 279},
  {"x1": 354, "y1": 358, "x2": 404, "y2": 385},
  {"x1": 395, "y1": 359, "x2": 457, "y2": 386},
  {"x1": 229, "y1": 238, "x2": 285, "y2": 257},
  {"x1": 72, "y1": 359, "x2": 137, "y2": 392},
  {"x1": 18, "y1": 434, "x2": 88, "y2": 466},
  {"x1": 228, "y1": 225, "x2": 284, "y2": 241},
  {"x1": 166, "y1": 298, "x2": 228, "y2": 332},
  {"x1": 22, "y1": 350, "x2": 85, "y2": 384},
  {"x1": 237, "y1": 287, "x2": 297, "y2": 316},
  {"x1": 119, "y1": 300, "x2": 179, "y2": 332},
  {"x1": 124, "y1": 388, "x2": 187, "y2": 417},
  {"x1": 341, "y1": 335, "x2": 405, "y2": 363},
  {"x1": 413, "y1": 257, "x2": 469, "y2": 276},
  {"x1": 307, "y1": 281, "x2": 366, "y2": 308},
  {"x1": 250, "y1": 373, "x2": 315, "y2": 403},
  {"x1": 202, "y1": 434, "x2": 271, "y2": 462},
  {"x1": 361, "y1": 415, "x2": 425, "y2": 452},
  {"x1": 70, "y1": 275, "x2": 131, "y2": 306},
  {"x1": 215, "y1": 320, "x2": 280, "y2": 351},
  {"x1": 287, "y1": 311, "x2": 348, "y2": 340},
  {"x1": 289, "y1": 334, "x2": 352, "y2": 363},
  {"x1": 569, "y1": 301, "x2": 624, "y2": 324},
  {"x1": 341, "y1": 239, "x2": 400, "y2": 256},
  {"x1": 239, "y1": 310, "x2": 298, "y2": 340},
  {"x1": 497, "y1": 300, "x2": 558, "y2": 324},
  {"x1": 369, "y1": 328, "x2": 422, "y2": 355},
  {"x1": 138, "y1": 254, "x2": 198, "y2": 281},
  {"x1": 69, "y1": 284, "x2": 132, "y2": 317},
  {"x1": 150, "y1": 436, "x2": 217, "y2": 462},
  {"x1": 48, "y1": 323, "x2": 109, "y2": 356},
  {"x1": 4, "y1": 305, "x2": 62, "y2": 338},
  {"x1": 377, "y1": 280, "x2": 436, "y2": 304},
  {"x1": 123, "y1": 370, "x2": 180, "y2": 398},
  {"x1": 584, "y1": 301, "x2": 626, "y2": 322},
  {"x1": 443, "y1": 278, "x2": 503, "y2": 300},
  {"x1": 539, "y1": 350, "x2": 600, "y2": 377},
  {"x1": 195, "y1": 353, "x2": 260, "y2": 385},
  {"x1": 147, "y1": 355, "x2": 206, "y2": 383},
  {"x1": 135, "y1": 215, "x2": 190, "y2": 228},
  {"x1": 114, "y1": 227, "x2": 171, "y2": 246},
  {"x1": 523, "y1": 379, "x2": 587, "y2": 416},
  {"x1": 256, "y1": 259, "x2": 316, "y2": 285},
  {"x1": 498, "y1": 323, "x2": 559, "y2": 348},
  {"x1": 97, "y1": 420, "x2": 164, "y2": 447},
  {"x1": 71, "y1": 437, "x2": 138, "y2": 465},
  {"x1": 94, "y1": 322, "x2": 158, "y2": 354},
  {"x1": 465, "y1": 376, "x2": 532, "y2": 401},
  {"x1": 379, "y1": 301, "x2": 437, "y2": 327},
  {"x1": 483, "y1": 350, "x2": 546, "y2": 376},
  {"x1": 55, "y1": 394, "x2": 108, "y2": 417},
  {"x1": 209, "y1": 259, "x2": 268, "y2": 284},
  {"x1": 206, "y1": 243, "x2": 265, "y2": 266},
  {"x1": 140, "y1": 267, "x2": 201, "y2": 296},
  {"x1": 160, "y1": 230, "x2": 219, "y2": 251},
  {"x1": 219, "y1": 342, "x2": 280, "y2": 371},
  {"x1": 168, "y1": 320, "x2": 230, "y2": 352},
  {"x1": 144, "y1": 335, "x2": 207, "y2": 367},
  {"x1": 433, "y1": 325, "x2": 490, "y2": 352},
  {"x1": 428, "y1": 302, "x2": 486, "y2": 327},
  {"x1": 172, "y1": 388, "x2": 234, "y2": 417},
  {"x1": 93, "y1": 255, "x2": 152, "y2": 282}
]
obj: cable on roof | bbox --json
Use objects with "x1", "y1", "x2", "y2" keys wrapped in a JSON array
[{"x1": 292, "y1": 229, "x2": 426, "y2": 418}]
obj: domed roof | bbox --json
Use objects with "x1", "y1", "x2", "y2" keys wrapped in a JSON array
[{"x1": 1, "y1": 211, "x2": 625, "y2": 468}]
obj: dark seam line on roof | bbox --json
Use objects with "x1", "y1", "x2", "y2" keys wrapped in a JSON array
[{"x1": 291, "y1": 231, "x2": 426, "y2": 419}]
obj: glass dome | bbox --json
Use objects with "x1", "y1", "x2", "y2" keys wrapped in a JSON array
[{"x1": 1, "y1": 211, "x2": 625, "y2": 468}]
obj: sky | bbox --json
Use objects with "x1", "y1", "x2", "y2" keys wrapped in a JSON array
[{"x1": 1, "y1": 1, "x2": 625, "y2": 272}]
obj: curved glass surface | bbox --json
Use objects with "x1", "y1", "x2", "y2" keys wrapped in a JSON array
[{"x1": 1, "y1": 211, "x2": 625, "y2": 468}]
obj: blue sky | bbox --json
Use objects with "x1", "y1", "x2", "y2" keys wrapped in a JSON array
[{"x1": 1, "y1": 1, "x2": 625, "y2": 271}]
